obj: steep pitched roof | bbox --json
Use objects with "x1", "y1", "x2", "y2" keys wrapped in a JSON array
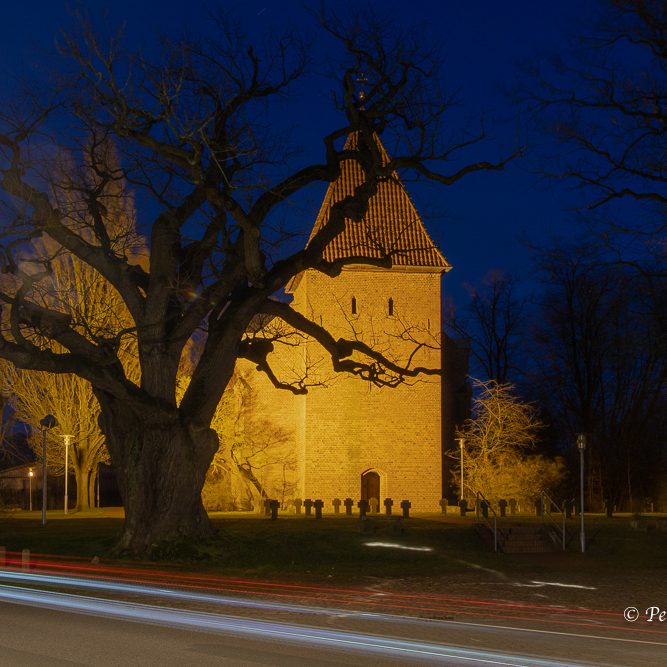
[{"x1": 306, "y1": 132, "x2": 450, "y2": 270}]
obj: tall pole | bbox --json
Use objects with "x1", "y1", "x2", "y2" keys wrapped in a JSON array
[
  {"x1": 459, "y1": 437, "x2": 465, "y2": 501},
  {"x1": 63, "y1": 435, "x2": 71, "y2": 515},
  {"x1": 41, "y1": 427, "x2": 47, "y2": 526},
  {"x1": 39, "y1": 415, "x2": 57, "y2": 527},
  {"x1": 577, "y1": 434, "x2": 586, "y2": 554},
  {"x1": 28, "y1": 470, "x2": 33, "y2": 512}
]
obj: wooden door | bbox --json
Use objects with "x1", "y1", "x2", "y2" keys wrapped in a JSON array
[{"x1": 361, "y1": 471, "x2": 380, "y2": 510}]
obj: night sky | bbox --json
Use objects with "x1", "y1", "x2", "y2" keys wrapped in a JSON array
[{"x1": 0, "y1": 0, "x2": 600, "y2": 307}]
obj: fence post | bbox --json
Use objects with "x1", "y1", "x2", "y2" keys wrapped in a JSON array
[{"x1": 562, "y1": 507, "x2": 566, "y2": 551}]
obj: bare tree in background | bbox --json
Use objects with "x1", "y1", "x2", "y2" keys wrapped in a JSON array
[
  {"x1": 533, "y1": 0, "x2": 667, "y2": 278},
  {"x1": 0, "y1": 187, "x2": 141, "y2": 510},
  {"x1": 455, "y1": 380, "x2": 561, "y2": 503},
  {"x1": 446, "y1": 271, "x2": 526, "y2": 384},
  {"x1": 203, "y1": 369, "x2": 296, "y2": 511},
  {"x1": 1, "y1": 362, "x2": 107, "y2": 511},
  {"x1": 533, "y1": 243, "x2": 667, "y2": 510},
  {"x1": 0, "y1": 391, "x2": 17, "y2": 466},
  {"x1": 0, "y1": 13, "x2": 517, "y2": 554}
]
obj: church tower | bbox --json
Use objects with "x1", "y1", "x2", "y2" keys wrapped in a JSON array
[{"x1": 287, "y1": 133, "x2": 450, "y2": 510}]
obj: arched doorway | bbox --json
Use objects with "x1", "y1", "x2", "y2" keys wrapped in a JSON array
[{"x1": 361, "y1": 470, "x2": 380, "y2": 511}]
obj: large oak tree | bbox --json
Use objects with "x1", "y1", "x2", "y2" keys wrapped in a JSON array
[{"x1": 0, "y1": 14, "x2": 514, "y2": 554}]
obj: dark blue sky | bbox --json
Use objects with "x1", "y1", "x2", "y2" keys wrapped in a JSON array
[{"x1": 0, "y1": 1, "x2": 598, "y2": 306}]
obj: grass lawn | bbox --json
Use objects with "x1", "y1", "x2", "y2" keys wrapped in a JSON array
[{"x1": 1, "y1": 508, "x2": 667, "y2": 586}]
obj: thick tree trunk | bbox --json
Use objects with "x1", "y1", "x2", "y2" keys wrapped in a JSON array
[
  {"x1": 97, "y1": 393, "x2": 219, "y2": 556},
  {"x1": 74, "y1": 466, "x2": 98, "y2": 512},
  {"x1": 88, "y1": 468, "x2": 97, "y2": 510},
  {"x1": 74, "y1": 465, "x2": 91, "y2": 512}
]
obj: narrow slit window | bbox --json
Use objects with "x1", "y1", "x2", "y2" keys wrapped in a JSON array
[
  {"x1": 388, "y1": 297, "x2": 394, "y2": 316},
  {"x1": 351, "y1": 296, "x2": 357, "y2": 315}
]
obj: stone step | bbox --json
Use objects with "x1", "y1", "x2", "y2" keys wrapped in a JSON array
[
  {"x1": 476, "y1": 523, "x2": 557, "y2": 553},
  {"x1": 502, "y1": 525, "x2": 554, "y2": 553}
]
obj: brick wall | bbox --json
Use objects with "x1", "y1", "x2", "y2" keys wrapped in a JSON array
[
  {"x1": 293, "y1": 266, "x2": 442, "y2": 511},
  {"x1": 223, "y1": 265, "x2": 443, "y2": 512}
]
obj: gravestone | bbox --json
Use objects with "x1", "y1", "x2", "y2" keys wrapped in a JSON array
[
  {"x1": 384, "y1": 498, "x2": 393, "y2": 516},
  {"x1": 369, "y1": 497, "x2": 379, "y2": 513},
  {"x1": 314, "y1": 499, "x2": 324, "y2": 519},
  {"x1": 458, "y1": 499, "x2": 468, "y2": 517},
  {"x1": 400, "y1": 499, "x2": 411, "y2": 519},
  {"x1": 332, "y1": 498, "x2": 342, "y2": 514},
  {"x1": 358, "y1": 499, "x2": 368, "y2": 518},
  {"x1": 343, "y1": 498, "x2": 354, "y2": 516},
  {"x1": 304, "y1": 498, "x2": 313, "y2": 516},
  {"x1": 439, "y1": 498, "x2": 447, "y2": 514},
  {"x1": 294, "y1": 498, "x2": 302, "y2": 515},
  {"x1": 269, "y1": 499, "x2": 280, "y2": 520},
  {"x1": 480, "y1": 500, "x2": 489, "y2": 519},
  {"x1": 508, "y1": 498, "x2": 517, "y2": 515},
  {"x1": 498, "y1": 499, "x2": 508, "y2": 517}
]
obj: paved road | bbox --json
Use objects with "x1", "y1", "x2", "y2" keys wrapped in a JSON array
[{"x1": 0, "y1": 575, "x2": 665, "y2": 666}]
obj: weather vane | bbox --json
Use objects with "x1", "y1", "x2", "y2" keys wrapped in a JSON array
[{"x1": 355, "y1": 71, "x2": 368, "y2": 109}]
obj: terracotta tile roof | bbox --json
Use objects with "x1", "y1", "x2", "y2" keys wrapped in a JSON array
[{"x1": 307, "y1": 132, "x2": 450, "y2": 270}]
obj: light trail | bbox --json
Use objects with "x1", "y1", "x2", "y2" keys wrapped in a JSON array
[
  {"x1": 0, "y1": 582, "x2": 593, "y2": 667},
  {"x1": 4, "y1": 552, "x2": 666, "y2": 638},
  {"x1": 1, "y1": 569, "x2": 666, "y2": 649},
  {"x1": 0, "y1": 550, "x2": 619, "y2": 618}
]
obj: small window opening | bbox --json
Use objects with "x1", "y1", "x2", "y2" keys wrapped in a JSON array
[
  {"x1": 388, "y1": 297, "x2": 394, "y2": 316},
  {"x1": 351, "y1": 296, "x2": 357, "y2": 315}
]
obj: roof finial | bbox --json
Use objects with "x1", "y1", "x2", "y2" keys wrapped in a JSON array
[{"x1": 355, "y1": 71, "x2": 368, "y2": 110}]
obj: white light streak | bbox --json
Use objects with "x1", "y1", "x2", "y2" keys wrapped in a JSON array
[
  {"x1": 0, "y1": 583, "x2": 585, "y2": 667},
  {"x1": 364, "y1": 541, "x2": 433, "y2": 552},
  {"x1": 512, "y1": 581, "x2": 597, "y2": 590}
]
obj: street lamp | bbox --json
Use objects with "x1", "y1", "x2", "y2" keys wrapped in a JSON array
[
  {"x1": 577, "y1": 433, "x2": 587, "y2": 554},
  {"x1": 39, "y1": 414, "x2": 57, "y2": 526},
  {"x1": 28, "y1": 469, "x2": 33, "y2": 511},
  {"x1": 62, "y1": 434, "x2": 72, "y2": 515},
  {"x1": 458, "y1": 437, "x2": 465, "y2": 501}
]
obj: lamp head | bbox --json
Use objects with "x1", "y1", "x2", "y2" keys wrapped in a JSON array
[{"x1": 39, "y1": 414, "x2": 57, "y2": 429}]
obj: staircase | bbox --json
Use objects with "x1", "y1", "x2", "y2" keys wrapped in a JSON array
[{"x1": 476, "y1": 523, "x2": 555, "y2": 553}]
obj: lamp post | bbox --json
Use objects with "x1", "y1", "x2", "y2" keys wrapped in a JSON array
[
  {"x1": 577, "y1": 433, "x2": 587, "y2": 553},
  {"x1": 458, "y1": 437, "x2": 465, "y2": 501},
  {"x1": 39, "y1": 414, "x2": 58, "y2": 526},
  {"x1": 28, "y1": 469, "x2": 33, "y2": 511},
  {"x1": 62, "y1": 434, "x2": 72, "y2": 515}
]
